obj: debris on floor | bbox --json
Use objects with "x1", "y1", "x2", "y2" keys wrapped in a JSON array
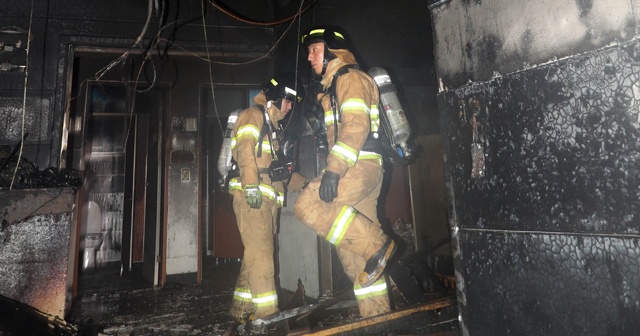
[
  {"x1": 0, "y1": 293, "x2": 77, "y2": 336},
  {"x1": 0, "y1": 143, "x2": 81, "y2": 190},
  {"x1": 228, "y1": 294, "x2": 457, "y2": 336},
  {"x1": 64, "y1": 256, "x2": 458, "y2": 336}
]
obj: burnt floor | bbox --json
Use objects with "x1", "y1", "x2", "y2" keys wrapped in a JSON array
[
  {"x1": 64, "y1": 257, "x2": 460, "y2": 336},
  {"x1": 68, "y1": 258, "x2": 244, "y2": 335}
]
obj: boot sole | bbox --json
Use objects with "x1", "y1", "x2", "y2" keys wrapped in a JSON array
[{"x1": 358, "y1": 240, "x2": 396, "y2": 287}]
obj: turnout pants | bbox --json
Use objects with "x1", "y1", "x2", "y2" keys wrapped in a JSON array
[
  {"x1": 294, "y1": 158, "x2": 391, "y2": 317},
  {"x1": 230, "y1": 192, "x2": 279, "y2": 320}
]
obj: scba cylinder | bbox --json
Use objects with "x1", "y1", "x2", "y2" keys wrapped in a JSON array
[
  {"x1": 217, "y1": 109, "x2": 241, "y2": 184},
  {"x1": 367, "y1": 67, "x2": 411, "y2": 154}
]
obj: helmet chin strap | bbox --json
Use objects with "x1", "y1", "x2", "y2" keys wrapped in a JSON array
[
  {"x1": 320, "y1": 42, "x2": 335, "y2": 77},
  {"x1": 321, "y1": 58, "x2": 329, "y2": 76}
]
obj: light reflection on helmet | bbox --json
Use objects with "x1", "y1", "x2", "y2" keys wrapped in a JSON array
[
  {"x1": 302, "y1": 27, "x2": 350, "y2": 77},
  {"x1": 301, "y1": 27, "x2": 348, "y2": 51},
  {"x1": 263, "y1": 73, "x2": 304, "y2": 103}
]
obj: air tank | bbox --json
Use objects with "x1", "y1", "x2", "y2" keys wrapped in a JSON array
[
  {"x1": 368, "y1": 67, "x2": 412, "y2": 156},
  {"x1": 217, "y1": 109, "x2": 241, "y2": 185}
]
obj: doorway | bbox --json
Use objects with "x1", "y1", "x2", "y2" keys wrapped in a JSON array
[
  {"x1": 65, "y1": 52, "x2": 168, "y2": 291},
  {"x1": 200, "y1": 84, "x2": 261, "y2": 260}
]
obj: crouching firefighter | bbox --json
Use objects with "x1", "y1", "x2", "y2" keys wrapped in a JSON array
[
  {"x1": 294, "y1": 27, "x2": 397, "y2": 318},
  {"x1": 227, "y1": 73, "x2": 304, "y2": 323}
]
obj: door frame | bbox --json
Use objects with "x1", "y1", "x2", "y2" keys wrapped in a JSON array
[{"x1": 61, "y1": 47, "x2": 169, "y2": 302}]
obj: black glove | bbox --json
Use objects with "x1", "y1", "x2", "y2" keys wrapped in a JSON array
[{"x1": 319, "y1": 171, "x2": 340, "y2": 203}]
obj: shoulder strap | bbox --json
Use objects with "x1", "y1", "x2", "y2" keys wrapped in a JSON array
[
  {"x1": 328, "y1": 64, "x2": 360, "y2": 143},
  {"x1": 257, "y1": 104, "x2": 281, "y2": 161},
  {"x1": 256, "y1": 104, "x2": 269, "y2": 158},
  {"x1": 328, "y1": 64, "x2": 360, "y2": 102}
]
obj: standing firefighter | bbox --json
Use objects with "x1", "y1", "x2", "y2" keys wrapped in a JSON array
[
  {"x1": 228, "y1": 73, "x2": 304, "y2": 322},
  {"x1": 294, "y1": 27, "x2": 397, "y2": 317}
]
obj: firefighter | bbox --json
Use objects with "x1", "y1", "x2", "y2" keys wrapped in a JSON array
[
  {"x1": 294, "y1": 27, "x2": 397, "y2": 317},
  {"x1": 228, "y1": 73, "x2": 304, "y2": 322}
]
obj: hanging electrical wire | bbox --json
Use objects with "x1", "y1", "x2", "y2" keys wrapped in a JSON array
[
  {"x1": 214, "y1": 5, "x2": 234, "y2": 89},
  {"x1": 95, "y1": 0, "x2": 154, "y2": 80},
  {"x1": 206, "y1": 0, "x2": 318, "y2": 26},
  {"x1": 279, "y1": 0, "x2": 306, "y2": 134},
  {"x1": 82, "y1": 0, "x2": 316, "y2": 157},
  {"x1": 201, "y1": 0, "x2": 308, "y2": 136},
  {"x1": 121, "y1": 0, "x2": 169, "y2": 159},
  {"x1": 201, "y1": 0, "x2": 224, "y2": 136},
  {"x1": 155, "y1": 10, "x2": 301, "y2": 68},
  {"x1": 9, "y1": 0, "x2": 34, "y2": 190},
  {"x1": 96, "y1": 0, "x2": 317, "y2": 84}
]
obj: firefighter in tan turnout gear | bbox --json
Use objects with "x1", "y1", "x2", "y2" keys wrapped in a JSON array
[
  {"x1": 228, "y1": 74, "x2": 304, "y2": 322},
  {"x1": 294, "y1": 27, "x2": 397, "y2": 317}
]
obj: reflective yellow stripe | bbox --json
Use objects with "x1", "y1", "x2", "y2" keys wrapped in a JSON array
[
  {"x1": 358, "y1": 151, "x2": 383, "y2": 166},
  {"x1": 340, "y1": 98, "x2": 368, "y2": 114},
  {"x1": 330, "y1": 141, "x2": 358, "y2": 167},
  {"x1": 237, "y1": 124, "x2": 260, "y2": 140},
  {"x1": 258, "y1": 184, "x2": 277, "y2": 200},
  {"x1": 229, "y1": 178, "x2": 242, "y2": 191},
  {"x1": 252, "y1": 290, "x2": 278, "y2": 307},
  {"x1": 354, "y1": 278, "x2": 388, "y2": 300},
  {"x1": 233, "y1": 287, "x2": 252, "y2": 302},
  {"x1": 303, "y1": 29, "x2": 345, "y2": 43},
  {"x1": 307, "y1": 29, "x2": 326, "y2": 38},
  {"x1": 326, "y1": 101, "x2": 377, "y2": 133},
  {"x1": 230, "y1": 178, "x2": 282, "y2": 205},
  {"x1": 230, "y1": 138, "x2": 238, "y2": 150},
  {"x1": 326, "y1": 205, "x2": 356, "y2": 246},
  {"x1": 324, "y1": 110, "x2": 336, "y2": 126},
  {"x1": 370, "y1": 105, "x2": 380, "y2": 132},
  {"x1": 256, "y1": 141, "x2": 272, "y2": 153}
]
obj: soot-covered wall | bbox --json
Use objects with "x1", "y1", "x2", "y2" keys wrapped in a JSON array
[
  {"x1": 1, "y1": 0, "x2": 277, "y2": 170},
  {"x1": 443, "y1": 40, "x2": 640, "y2": 336},
  {"x1": 431, "y1": 0, "x2": 640, "y2": 335}
]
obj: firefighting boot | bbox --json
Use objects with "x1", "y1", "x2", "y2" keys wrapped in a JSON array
[
  {"x1": 230, "y1": 298, "x2": 255, "y2": 324},
  {"x1": 358, "y1": 238, "x2": 397, "y2": 287},
  {"x1": 230, "y1": 310, "x2": 255, "y2": 326}
]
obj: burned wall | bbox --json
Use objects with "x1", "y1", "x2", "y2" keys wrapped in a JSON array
[
  {"x1": 430, "y1": 0, "x2": 638, "y2": 88},
  {"x1": 436, "y1": 19, "x2": 640, "y2": 336},
  {"x1": 0, "y1": 188, "x2": 76, "y2": 318},
  {"x1": 1, "y1": 0, "x2": 276, "y2": 169}
]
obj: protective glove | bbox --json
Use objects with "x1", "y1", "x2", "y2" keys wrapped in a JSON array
[
  {"x1": 244, "y1": 184, "x2": 262, "y2": 209},
  {"x1": 319, "y1": 171, "x2": 340, "y2": 203}
]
